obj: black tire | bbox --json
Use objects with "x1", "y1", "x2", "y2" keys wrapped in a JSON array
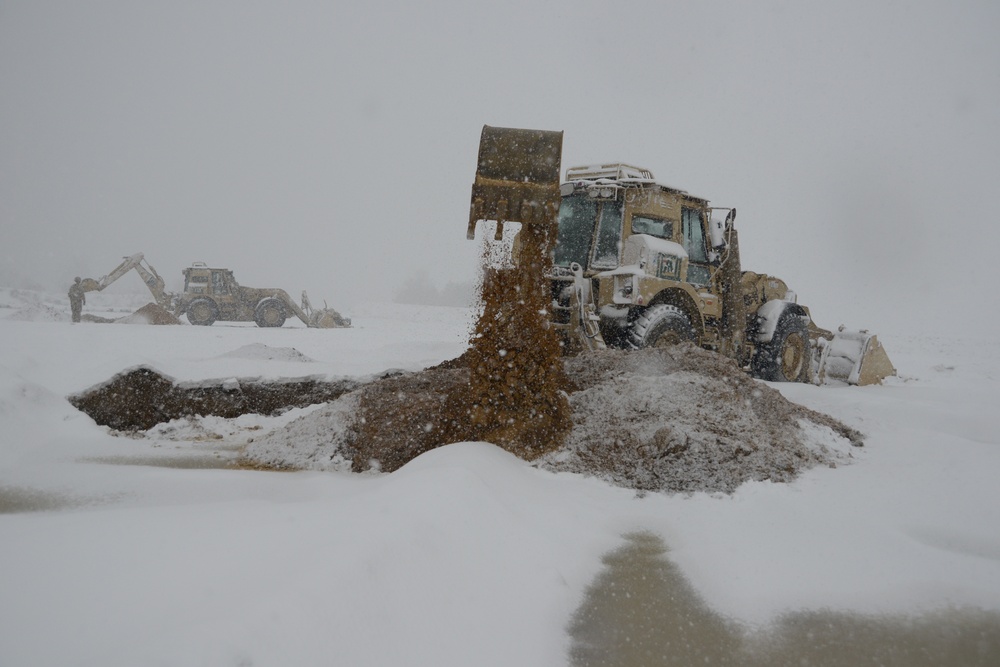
[
  {"x1": 598, "y1": 316, "x2": 630, "y2": 349},
  {"x1": 254, "y1": 298, "x2": 287, "y2": 328},
  {"x1": 752, "y1": 311, "x2": 811, "y2": 382},
  {"x1": 628, "y1": 304, "x2": 695, "y2": 349},
  {"x1": 186, "y1": 298, "x2": 218, "y2": 326}
]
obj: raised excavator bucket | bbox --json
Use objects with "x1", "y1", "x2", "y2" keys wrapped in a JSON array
[
  {"x1": 467, "y1": 125, "x2": 564, "y2": 240},
  {"x1": 468, "y1": 125, "x2": 606, "y2": 354},
  {"x1": 814, "y1": 328, "x2": 896, "y2": 386}
]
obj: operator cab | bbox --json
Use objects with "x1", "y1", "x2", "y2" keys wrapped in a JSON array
[{"x1": 554, "y1": 164, "x2": 716, "y2": 285}]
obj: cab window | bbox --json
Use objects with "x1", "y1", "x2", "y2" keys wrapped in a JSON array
[
  {"x1": 681, "y1": 208, "x2": 708, "y2": 262},
  {"x1": 211, "y1": 271, "x2": 228, "y2": 294},
  {"x1": 554, "y1": 195, "x2": 598, "y2": 268},
  {"x1": 185, "y1": 274, "x2": 208, "y2": 291},
  {"x1": 682, "y1": 208, "x2": 711, "y2": 284},
  {"x1": 631, "y1": 215, "x2": 673, "y2": 240},
  {"x1": 591, "y1": 200, "x2": 624, "y2": 269}
]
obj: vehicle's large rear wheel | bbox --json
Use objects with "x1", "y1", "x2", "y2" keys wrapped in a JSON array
[
  {"x1": 628, "y1": 304, "x2": 695, "y2": 349},
  {"x1": 186, "y1": 299, "x2": 218, "y2": 326},
  {"x1": 752, "y1": 312, "x2": 811, "y2": 382},
  {"x1": 254, "y1": 298, "x2": 287, "y2": 328}
]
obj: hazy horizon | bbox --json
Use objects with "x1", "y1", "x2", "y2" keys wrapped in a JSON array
[{"x1": 3, "y1": 1, "x2": 998, "y2": 335}]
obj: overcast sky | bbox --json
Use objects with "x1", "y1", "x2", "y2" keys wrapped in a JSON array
[{"x1": 2, "y1": 1, "x2": 998, "y2": 335}]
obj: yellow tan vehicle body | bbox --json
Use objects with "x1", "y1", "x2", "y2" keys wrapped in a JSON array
[
  {"x1": 467, "y1": 126, "x2": 894, "y2": 386},
  {"x1": 177, "y1": 263, "x2": 350, "y2": 328},
  {"x1": 79, "y1": 254, "x2": 349, "y2": 329}
]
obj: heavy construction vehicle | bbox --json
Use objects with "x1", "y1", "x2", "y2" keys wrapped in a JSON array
[
  {"x1": 80, "y1": 253, "x2": 350, "y2": 328},
  {"x1": 466, "y1": 126, "x2": 893, "y2": 385}
]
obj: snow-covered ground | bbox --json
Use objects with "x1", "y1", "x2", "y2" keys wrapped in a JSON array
[{"x1": 1, "y1": 288, "x2": 998, "y2": 666}]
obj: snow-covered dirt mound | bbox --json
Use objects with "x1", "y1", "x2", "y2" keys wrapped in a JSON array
[
  {"x1": 543, "y1": 345, "x2": 862, "y2": 493},
  {"x1": 70, "y1": 366, "x2": 361, "y2": 431},
  {"x1": 244, "y1": 344, "x2": 863, "y2": 494}
]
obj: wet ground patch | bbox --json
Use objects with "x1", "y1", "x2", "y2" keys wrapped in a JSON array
[
  {"x1": 81, "y1": 454, "x2": 241, "y2": 470},
  {"x1": 0, "y1": 486, "x2": 74, "y2": 513},
  {"x1": 568, "y1": 532, "x2": 1000, "y2": 666}
]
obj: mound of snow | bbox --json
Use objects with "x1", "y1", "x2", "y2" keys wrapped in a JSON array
[
  {"x1": 217, "y1": 343, "x2": 315, "y2": 363},
  {"x1": 243, "y1": 392, "x2": 361, "y2": 471},
  {"x1": 8, "y1": 303, "x2": 66, "y2": 322}
]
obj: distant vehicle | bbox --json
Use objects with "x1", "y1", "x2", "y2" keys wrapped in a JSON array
[{"x1": 79, "y1": 253, "x2": 350, "y2": 328}]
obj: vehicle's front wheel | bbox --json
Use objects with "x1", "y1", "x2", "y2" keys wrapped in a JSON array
[
  {"x1": 628, "y1": 304, "x2": 695, "y2": 349},
  {"x1": 254, "y1": 298, "x2": 287, "y2": 328},
  {"x1": 186, "y1": 299, "x2": 218, "y2": 326},
  {"x1": 752, "y1": 312, "x2": 811, "y2": 382}
]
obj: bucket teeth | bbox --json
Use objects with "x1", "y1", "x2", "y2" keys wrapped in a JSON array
[{"x1": 467, "y1": 125, "x2": 563, "y2": 239}]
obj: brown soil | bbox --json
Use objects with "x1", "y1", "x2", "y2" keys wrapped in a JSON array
[
  {"x1": 118, "y1": 303, "x2": 181, "y2": 325},
  {"x1": 80, "y1": 314, "x2": 118, "y2": 323},
  {"x1": 79, "y1": 303, "x2": 180, "y2": 325},
  {"x1": 440, "y1": 219, "x2": 572, "y2": 460},
  {"x1": 70, "y1": 366, "x2": 362, "y2": 431}
]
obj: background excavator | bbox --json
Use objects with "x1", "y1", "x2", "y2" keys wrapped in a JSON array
[
  {"x1": 466, "y1": 126, "x2": 893, "y2": 385},
  {"x1": 79, "y1": 253, "x2": 350, "y2": 328}
]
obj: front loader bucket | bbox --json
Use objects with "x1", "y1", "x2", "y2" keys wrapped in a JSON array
[
  {"x1": 308, "y1": 309, "x2": 351, "y2": 328},
  {"x1": 815, "y1": 329, "x2": 895, "y2": 386},
  {"x1": 468, "y1": 125, "x2": 564, "y2": 240},
  {"x1": 299, "y1": 291, "x2": 350, "y2": 328}
]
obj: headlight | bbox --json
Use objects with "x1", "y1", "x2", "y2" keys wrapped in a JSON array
[{"x1": 617, "y1": 275, "x2": 634, "y2": 299}]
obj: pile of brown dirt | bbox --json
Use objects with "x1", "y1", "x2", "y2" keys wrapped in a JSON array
[
  {"x1": 80, "y1": 313, "x2": 118, "y2": 323},
  {"x1": 441, "y1": 223, "x2": 572, "y2": 460},
  {"x1": 243, "y1": 345, "x2": 863, "y2": 494},
  {"x1": 116, "y1": 303, "x2": 180, "y2": 325},
  {"x1": 441, "y1": 265, "x2": 571, "y2": 460},
  {"x1": 70, "y1": 367, "x2": 362, "y2": 431}
]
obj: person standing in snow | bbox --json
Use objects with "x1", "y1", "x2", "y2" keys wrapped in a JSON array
[{"x1": 69, "y1": 277, "x2": 86, "y2": 323}]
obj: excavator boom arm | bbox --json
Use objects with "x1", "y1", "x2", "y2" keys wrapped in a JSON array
[{"x1": 80, "y1": 253, "x2": 174, "y2": 309}]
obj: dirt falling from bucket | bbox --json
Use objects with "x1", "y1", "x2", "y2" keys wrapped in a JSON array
[{"x1": 442, "y1": 221, "x2": 572, "y2": 459}]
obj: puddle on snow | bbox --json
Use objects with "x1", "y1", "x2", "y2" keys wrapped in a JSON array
[
  {"x1": 0, "y1": 486, "x2": 74, "y2": 514},
  {"x1": 81, "y1": 454, "x2": 241, "y2": 470},
  {"x1": 2, "y1": 453, "x2": 257, "y2": 514},
  {"x1": 568, "y1": 532, "x2": 1000, "y2": 667}
]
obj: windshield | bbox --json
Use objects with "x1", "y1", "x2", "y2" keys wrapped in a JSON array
[
  {"x1": 554, "y1": 195, "x2": 598, "y2": 268},
  {"x1": 554, "y1": 194, "x2": 623, "y2": 270},
  {"x1": 592, "y1": 201, "x2": 624, "y2": 269}
]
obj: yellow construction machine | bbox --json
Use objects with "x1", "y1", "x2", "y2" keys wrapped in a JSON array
[
  {"x1": 79, "y1": 253, "x2": 350, "y2": 328},
  {"x1": 466, "y1": 126, "x2": 893, "y2": 385}
]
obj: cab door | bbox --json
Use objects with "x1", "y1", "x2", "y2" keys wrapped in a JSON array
[{"x1": 681, "y1": 207, "x2": 712, "y2": 286}]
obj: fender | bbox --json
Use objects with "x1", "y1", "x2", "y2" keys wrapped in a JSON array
[{"x1": 754, "y1": 300, "x2": 809, "y2": 343}]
